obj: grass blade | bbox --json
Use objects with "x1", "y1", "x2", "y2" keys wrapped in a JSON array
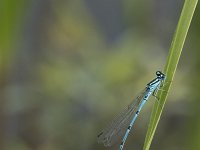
[{"x1": 143, "y1": 0, "x2": 198, "y2": 149}]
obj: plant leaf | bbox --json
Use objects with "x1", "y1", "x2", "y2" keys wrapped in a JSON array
[{"x1": 143, "y1": 0, "x2": 198, "y2": 149}]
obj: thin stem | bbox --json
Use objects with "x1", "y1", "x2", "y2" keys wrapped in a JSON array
[{"x1": 143, "y1": 0, "x2": 198, "y2": 149}]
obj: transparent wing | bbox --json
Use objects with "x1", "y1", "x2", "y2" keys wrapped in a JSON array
[{"x1": 97, "y1": 89, "x2": 147, "y2": 147}]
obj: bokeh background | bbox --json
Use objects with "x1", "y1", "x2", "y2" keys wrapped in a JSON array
[{"x1": 0, "y1": 0, "x2": 200, "y2": 150}]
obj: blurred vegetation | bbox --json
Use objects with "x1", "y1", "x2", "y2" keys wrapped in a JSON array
[{"x1": 0, "y1": 0, "x2": 199, "y2": 150}]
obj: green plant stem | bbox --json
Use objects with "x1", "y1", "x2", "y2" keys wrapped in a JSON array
[{"x1": 143, "y1": 0, "x2": 198, "y2": 149}]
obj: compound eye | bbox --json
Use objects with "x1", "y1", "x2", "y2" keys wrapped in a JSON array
[{"x1": 156, "y1": 71, "x2": 161, "y2": 76}]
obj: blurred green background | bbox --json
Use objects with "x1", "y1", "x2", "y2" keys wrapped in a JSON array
[{"x1": 0, "y1": 0, "x2": 200, "y2": 150}]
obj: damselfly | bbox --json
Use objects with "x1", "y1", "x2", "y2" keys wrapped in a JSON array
[{"x1": 97, "y1": 71, "x2": 166, "y2": 150}]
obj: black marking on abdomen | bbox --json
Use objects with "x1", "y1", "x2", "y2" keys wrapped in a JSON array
[
  {"x1": 128, "y1": 125, "x2": 131, "y2": 130},
  {"x1": 120, "y1": 142, "x2": 124, "y2": 145},
  {"x1": 136, "y1": 110, "x2": 139, "y2": 114}
]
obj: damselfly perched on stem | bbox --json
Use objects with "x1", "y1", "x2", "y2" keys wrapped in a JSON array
[{"x1": 97, "y1": 71, "x2": 166, "y2": 150}]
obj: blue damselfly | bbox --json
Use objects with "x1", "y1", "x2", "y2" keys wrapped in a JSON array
[{"x1": 98, "y1": 71, "x2": 166, "y2": 150}]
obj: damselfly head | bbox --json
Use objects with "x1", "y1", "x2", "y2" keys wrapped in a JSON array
[{"x1": 156, "y1": 71, "x2": 166, "y2": 80}]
